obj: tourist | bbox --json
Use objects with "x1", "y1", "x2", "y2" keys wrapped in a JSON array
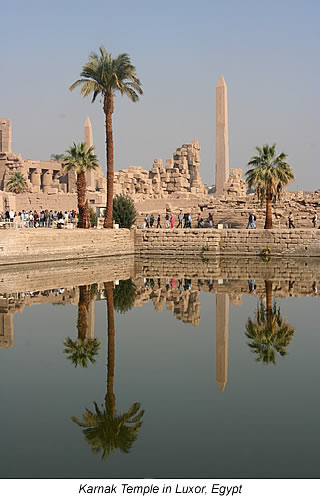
[
  {"x1": 144, "y1": 214, "x2": 150, "y2": 228},
  {"x1": 183, "y1": 213, "x2": 188, "y2": 228},
  {"x1": 247, "y1": 213, "x2": 256, "y2": 229},
  {"x1": 177, "y1": 210, "x2": 183, "y2": 228},
  {"x1": 156, "y1": 214, "x2": 161, "y2": 228},
  {"x1": 170, "y1": 213, "x2": 175, "y2": 228},
  {"x1": 150, "y1": 214, "x2": 155, "y2": 228},
  {"x1": 288, "y1": 212, "x2": 295, "y2": 229},
  {"x1": 208, "y1": 213, "x2": 213, "y2": 228},
  {"x1": 312, "y1": 214, "x2": 317, "y2": 228},
  {"x1": 197, "y1": 213, "x2": 203, "y2": 228},
  {"x1": 188, "y1": 214, "x2": 192, "y2": 228},
  {"x1": 9, "y1": 209, "x2": 15, "y2": 224},
  {"x1": 165, "y1": 212, "x2": 170, "y2": 228}
]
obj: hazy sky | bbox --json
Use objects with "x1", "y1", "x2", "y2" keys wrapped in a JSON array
[{"x1": 1, "y1": 0, "x2": 319, "y2": 190}]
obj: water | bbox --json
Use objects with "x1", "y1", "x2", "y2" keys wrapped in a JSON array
[{"x1": 0, "y1": 256, "x2": 319, "y2": 478}]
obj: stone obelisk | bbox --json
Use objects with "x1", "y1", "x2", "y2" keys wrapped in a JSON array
[
  {"x1": 216, "y1": 293, "x2": 229, "y2": 392},
  {"x1": 84, "y1": 117, "x2": 95, "y2": 189},
  {"x1": 216, "y1": 75, "x2": 229, "y2": 196}
]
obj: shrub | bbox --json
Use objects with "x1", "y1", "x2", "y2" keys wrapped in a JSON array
[
  {"x1": 89, "y1": 207, "x2": 97, "y2": 227},
  {"x1": 113, "y1": 194, "x2": 137, "y2": 228}
]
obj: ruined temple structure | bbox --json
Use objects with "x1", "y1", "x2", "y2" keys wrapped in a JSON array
[
  {"x1": 114, "y1": 141, "x2": 207, "y2": 201},
  {"x1": 0, "y1": 117, "x2": 106, "y2": 212}
]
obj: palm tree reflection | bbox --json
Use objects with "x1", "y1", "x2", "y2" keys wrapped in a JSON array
[
  {"x1": 245, "y1": 281, "x2": 295, "y2": 365},
  {"x1": 64, "y1": 285, "x2": 100, "y2": 368},
  {"x1": 72, "y1": 281, "x2": 144, "y2": 459}
]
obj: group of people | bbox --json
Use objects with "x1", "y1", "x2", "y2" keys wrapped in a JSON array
[
  {"x1": 247, "y1": 211, "x2": 319, "y2": 229},
  {"x1": 144, "y1": 211, "x2": 214, "y2": 229},
  {"x1": 0, "y1": 209, "x2": 78, "y2": 228}
]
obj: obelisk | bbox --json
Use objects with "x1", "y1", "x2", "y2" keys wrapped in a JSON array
[
  {"x1": 216, "y1": 293, "x2": 229, "y2": 392},
  {"x1": 84, "y1": 117, "x2": 95, "y2": 189},
  {"x1": 216, "y1": 75, "x2": 229, "y2": 196},
  {"x1": 84, "y1": 116, "x2": 93, "y2": 151}
]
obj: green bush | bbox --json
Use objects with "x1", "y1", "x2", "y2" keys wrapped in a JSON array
[
  {"x1": 89, "y1": 207, "x2": 97, "y2": 227},
  {"x1": 113, "y1": 194, "x2": 137, "y2": 228}
]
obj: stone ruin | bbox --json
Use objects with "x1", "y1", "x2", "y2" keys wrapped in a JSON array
[
  {"x1": 114, "y1": 141, "x2": 207, "y2": 201},
  {"x1": 0, "y1": 117, "x2": 106, "y2": 212}
]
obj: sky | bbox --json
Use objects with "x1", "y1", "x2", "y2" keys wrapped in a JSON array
[{"x1": 1, "y1": 0, "x2": 319, "y2": 190}]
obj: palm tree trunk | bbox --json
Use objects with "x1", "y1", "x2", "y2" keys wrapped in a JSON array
[
  {"x1": 77, "y1": 171, "x2": 90, "y2": 228},
  {"x1": 103, "y1": 93, "x2": 114, "y2": 229},
  {"x1": 104, "y1": 281, "x2": 116, "y2": 416},
  {"x1": 77, "y1": 285, "x2": 89, "y2": 340},
  {"x1": 265, "y1": 187, "x2": 273, "y2": 229},
  {"x1": 265, "y1": 280, "x2": 273, "y2": 327}
]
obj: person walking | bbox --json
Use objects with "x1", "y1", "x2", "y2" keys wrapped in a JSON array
[
  {"x1": 177, "y1": 210, "x2": 183, "y2": 228},
  {"x1": 165, "y1": 212, "x2": 170, "y2": 228},
  {"x1": 183, "y1": 212, "x2": 188, "y2": 228},
  {"x1": 208, "y1": 213, "x2": 213, "y2": 228},
  {"x1": 156, "y1": 214, "x2": 161, "y2": 228},
  {"x1": 247, "y1": 213, "x2": 256, "y2": 229},
  {"x1": 312, "y1": 214, "x2": 317, "y2": 228},
  {"x1": 288, "y1": 212, "x2": 295, "y2": 229},
  {"x1": 144, "y1": 214, "x2": 150, "y2": 228},
  {"x1": 188, "y1": 213, "x2": 192, "y2": 228},
  {"x1": 170, "y1": 213, "x2": 175, "y2": 228},
  {"x1": 150, "y1": 214, "x2": 155, "y2": 228},
  {"x1": 197, "y1": 213, "x2": 203, "y2": 228}
]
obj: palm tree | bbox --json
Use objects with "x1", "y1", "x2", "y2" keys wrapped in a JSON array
[
  {"x1": 6, "y1": 172, "x2": 28, "y2": 194},
  {"x1": 50, "y1": 153, "x2": 64, "y2": 161},
  {"x1": 246, "y1": 144, "x2": 295, "y2": 229},
  {"x1": 245, "y1": 280, "x2": 295, "y2": 364},
  {"x1": 63, "y1": 142, "x2": 99, "y2": 228},
  {"x1": 72, "y1": 281, "x2": 144, "y2": 458},
  {"x1": 64, "y1": 284, "x2": 100, "y2": 368},
  {"x1": 69, "y1": 46, "x2": 143, "y2": 228}
]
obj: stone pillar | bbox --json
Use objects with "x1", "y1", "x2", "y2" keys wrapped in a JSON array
[
  {"x1": 30, "y1": 168, "x2": 41, "y2": 192},
  {"x1": 216, "y1": 75, "x2": 229, "y2": 196},
  {"x1": 0, "y1": 307, "x2": 14, "y2": 348},
  {"x1": 216, "y1": 293, "x2": 229, "y2": 392},
  {"x1": 42, "y1": 170, "x2": 53, "y2": 193},
  {"x1": 0, "y1": 118, "x2": 12, "y2": 153}
]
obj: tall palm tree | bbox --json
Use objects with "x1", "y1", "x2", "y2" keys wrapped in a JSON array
[
  {"x1": 246, "y1": 144, "x2": 295, "y2": 229},
  {"x1": 6, "y1": 172, "x2": 28, "y2": 194},
  {"x1": 64, "y1": 284, "x2": 100, "y2": 368},
  {"x1": 72, "y1": 281, "x2": 144, "y2": 458},
  {"x1": 245, "y1": 280, "x2": 295, "y2": 364},
  {"x1": 63, "y1": 142, "x2": 99, "y2": 228},
  {"x1": 69, "y1": 46, "x2": 143, "y2": 228}
]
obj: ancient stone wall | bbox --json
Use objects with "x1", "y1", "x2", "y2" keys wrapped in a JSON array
[
  {"x1": 135, "y1": 228, "x2": 320, "y2": 257},
  {"x1": 0, "y1": 228, "x2": 135, "y2": 265},
  {"x1": 114, "y1": 141, "x2": 207, "y2": 201}
]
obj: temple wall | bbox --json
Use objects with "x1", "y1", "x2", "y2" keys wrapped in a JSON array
[
  {"x1": 135, "y1": 228, "x2": 320, "y2": 257},
  {"x1": 0, "y1": 228, "x2": 135, "y2": 265}
]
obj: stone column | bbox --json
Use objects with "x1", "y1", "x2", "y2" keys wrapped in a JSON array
[
  {"x1": 216, "y1": 75, "x2": 229, "y2": 196},
  {"x1": 216, "y1": 293, "x2": 229, "y2": 392},
  {"x1": 0, "y1": 118, "x2": 12, "y2": 153},
  {"x1": 30, "y1": 168, "x2": 41, "y2": 192},
  {"x1": 0, "y1": 310, "x2": 14, "y2": 348},
  {"x1": 42, "y1": 170, "x2": 53, "y2": 193},
  {"x1": 87, "y1": 300, "x2": 95, "y2": 340}
]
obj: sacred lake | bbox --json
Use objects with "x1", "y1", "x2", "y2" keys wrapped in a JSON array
[{"x1": 1, "y1": 255, "x2": 319, "y2": 478}]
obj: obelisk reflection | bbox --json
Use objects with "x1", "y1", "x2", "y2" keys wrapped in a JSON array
[{"x1": 216, "y1": 293, "x2": 229, "y2": 392}]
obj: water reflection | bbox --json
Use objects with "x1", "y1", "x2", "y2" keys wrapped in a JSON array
[
  {"x1": 245, "y1": 281, "x2": 296, "y2": 365},
  {"x1": 64, "y1": 284, "x2": 100, "y2": 368},
  {"x1": 72, "y1": 281, "x2": 144, "y2": 459}
]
